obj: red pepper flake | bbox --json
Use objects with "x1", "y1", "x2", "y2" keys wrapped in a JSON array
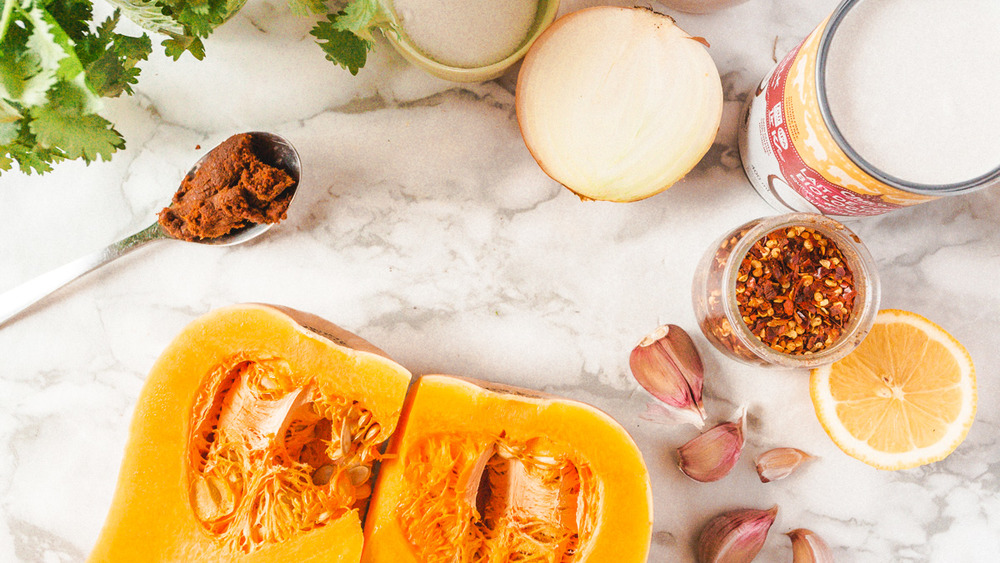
[{"x1": 734, "y1": 226, "x2": 855, "y2": 355}]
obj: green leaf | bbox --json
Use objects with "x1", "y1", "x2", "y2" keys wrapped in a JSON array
[
  {"x1": 0, "y1": 49, "x2": 37, "y2": 102},
  {"x1": 0, "y1": 121, "x2": 64, "y2": 174},
  {"x1": 7, "y1": 145, "x2": 61, "y2": 173},
  {"x1": 0, "y1": 98, "x2": 22, "y2": 122},
  {"x1": 185, "y1": 0, "x2": 211, "y2": 15},
  {"x1": 310, "y1": 0, "x2": 394, "y2": 75},
  {"x1": 311, "y1": 16, "x2": 370, "y2": 76},
  {"x1": 286, "y1": 0, "x2": 324, "y2": 16},
  {"x1": 100, "y1": 0, "x2": 183, "y2": 36},
  {"x1": 44, "y1": 0, "x2": 93, "y2": 43},
  {"x1": 39, "y1": 9, "x2": 87, "y2": 82},
  {"x1": 0, "y1": 120, "x2": 18, "y2": 144},
  {"x1": 175, "y1": 0, "x2": 229, "y2": 38},
  {"x1": 107, "y1": 0, "x2": 240, "y2": 59},
  {"x1": 0, "y1": 6, "x2": 69, "y2": 105},
  {"x1": 86, "y1": 53, "x2": 143, "y2": 96},
  {"x1": 28, "y1": 85, "x2": 123, "y2": 162},
  {"x1": 114, "y1": 33, "x2": 154, "y2": 68},
  {"x1": 333, "y1": 0, "x2": 389, "y2": 42},
  {"x1": 162, "y1": 33, "x2": 204, "y2": 60},
  {"x1": 78, "y1": 10, "x2": 151, "y2": 97}
]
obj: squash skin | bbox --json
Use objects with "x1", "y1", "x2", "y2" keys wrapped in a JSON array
[
  {"x1": 361, "y1": 374, "x2": 653, "y2": 563},
  {"x1": 89, "y1": 304, "x2": 412, "y2": 563}
]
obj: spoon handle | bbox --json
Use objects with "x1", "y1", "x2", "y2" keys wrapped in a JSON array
[{"x1": 0, "y1": 222, "x2": 169, "y2": 327}]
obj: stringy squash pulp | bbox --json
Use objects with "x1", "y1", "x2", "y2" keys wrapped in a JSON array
[
  {"x1": 89, "y1": 305, "x2": 412, "y2": 562},
  {"x1": 396, "y1": 433, "x2": 596, "y2": 562},
  {"x1": 362, "y1": 375, "x2": 653, "y2": 563},
  {"x1": 188, "y1": 354, "x2": 385, "y2": 553}
]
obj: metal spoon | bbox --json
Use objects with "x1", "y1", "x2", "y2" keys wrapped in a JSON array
[{"x1": 0, "y1": 131, "x2": 301, "y2": 327}]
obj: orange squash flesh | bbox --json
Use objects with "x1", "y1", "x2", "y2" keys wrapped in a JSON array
[
  {"x1": 89, "y1": 304, "x2": 412, "y2": 562},
  {"x1": 362, "y1": 375, "x2": 653, "y2": 563}
]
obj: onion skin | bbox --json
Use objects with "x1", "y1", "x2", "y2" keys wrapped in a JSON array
[{"x1": 515, "y1": 6, "x2": 724, "y2": 203}]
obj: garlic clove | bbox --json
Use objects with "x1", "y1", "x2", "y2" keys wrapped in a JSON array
[
  {"x1": 754, "y1": 447, "x2": 815, "y2": 483},
  {"x1": 697, "y1": 505, "x2": 778, "y2": 563},
  {"x1": 677, "y1": 406, "x2": 746, "y2": 482},
  {"x1": 786, "y1": 528, "x2": 834, "y2": 563},
  {"x1": 630, "y1": 324, "x2": 706, "y2": 428}
]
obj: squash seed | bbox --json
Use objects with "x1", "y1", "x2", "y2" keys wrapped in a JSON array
[
  {"x1": 348, "y1": 465, "x2": 372, "y2": 487},
  {"x1": 312, "y1": 464, "x2": 335, "y2": 486}
]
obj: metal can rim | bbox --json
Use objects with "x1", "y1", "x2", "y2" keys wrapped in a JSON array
[{"x1": 815, "y1": 0, "x2": 1000, "y2": 195}]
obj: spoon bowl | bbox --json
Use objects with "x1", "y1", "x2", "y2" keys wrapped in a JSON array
[
  {"x1": 0, "y1": 131, "x2": 301, "y2": 326},
  {"x1": 176, "y1": 131, "x2": 302, "y2": 246}
]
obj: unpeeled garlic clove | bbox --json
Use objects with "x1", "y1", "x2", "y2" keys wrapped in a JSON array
[
  {"x1": 786, "y1": 528, "x2": 834, "y2": 563},
  {"x1": 754, "y1": 447, "x2": 815, "y2": 483},
  {"x1": 630, "y1": 324, "x2": 706, "y2": 428},
  {"x1": 697, "y1": 505, "x2": 778, "y2": 563},
  {"x1": 677, "y1": 406, "x2": 746, "y2": 482}
]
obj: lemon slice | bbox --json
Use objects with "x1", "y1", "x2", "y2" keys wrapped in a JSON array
[{"x1": 810, "y1": 309, "x2": 976, "y2": 470}]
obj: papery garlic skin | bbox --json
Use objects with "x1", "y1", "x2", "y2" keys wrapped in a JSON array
[
  {"x1": 697, "y1": 505, "x2": 778, "y2": 563},
  {"x1": 677, "y1": 407, "x2": 746, "y2": 482},
  {"x1": 630, "y1": 324, "x2": 706, "y2": 428},
  {"x1": 787, "y1": 528, "x2": 835, "y2": 563},
  {"x1": 641, "y1": 401, "x2": 707, "y2": 429},
  {"x1": 754, "y1": 447, "x2": 815, "y2": 483}
]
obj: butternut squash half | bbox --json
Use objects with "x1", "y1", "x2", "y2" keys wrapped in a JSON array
[
  {"x1": 362, "y1": 375, "x2": 653, "y2": 563},
  {"x1": 89, "y1": 304, "x2": 412, "y2": 562}
]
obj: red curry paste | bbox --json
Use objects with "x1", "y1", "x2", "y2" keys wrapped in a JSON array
[{"x1": 158, "y1": 133, "x2": 295, "y2": 241}]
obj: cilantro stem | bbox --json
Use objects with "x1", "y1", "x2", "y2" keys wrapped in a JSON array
[{"x1": 0, "y1": 0, "x2": 14, "y2": 43}]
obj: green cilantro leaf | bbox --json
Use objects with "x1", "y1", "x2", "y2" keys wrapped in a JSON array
[
  {"x1": 310, "y1": 0, "x2": 392, "y2": 75},
  {"x1": 0, "y1": 120, "x2": 18, "y2": 145},
  {"x1": 0, "y1": 120, "x2": 65, "y2": 174},
  {"x1": 286, "y1": 0, "x2": 324, "y2": 16},
  {"x1": 44, "y1": 0, "x2": 93, "y2": 43},
  {"x1": 78, "y1": 11, "x2": 152, "y2": 97},
  {"x1": 28, "y1": 84, "x2": 124, "y2": 163},
  {"x1": 312, "y1": 16, "x2": 370, "y2": 76},
  {"x1": 335, "y1": 0, "x2": 390, "y2": 42},
  {"x1": 0, "y1": 6, "x2": 69, "y2": 106},
  {"x1": 0, "y1": 98, "x2": 21, "y2": 122},
  {"x1": 162, "y1": 31, "x2": 205, "y2": 61}
]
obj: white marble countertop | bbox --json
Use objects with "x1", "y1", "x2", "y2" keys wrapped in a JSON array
[{"x1": 2, "y1": 0, "x2": 999, "y2": 561}]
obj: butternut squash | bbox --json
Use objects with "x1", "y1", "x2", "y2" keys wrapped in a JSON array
[
  {"x1": 89, "y1": 304, "x2": 412, "y2": 562},
  {"x1": 361, "y1": 375, "x2": 653, "y2": 563}
]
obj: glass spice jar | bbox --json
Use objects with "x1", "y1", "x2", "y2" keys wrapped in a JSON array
[{"x1": 692, "y1": 213, "x2": 880, "y2": 368}]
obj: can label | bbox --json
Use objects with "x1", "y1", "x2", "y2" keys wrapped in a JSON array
[{"x1": 738, "y1": 17, "x2": 936, "y2": 216}]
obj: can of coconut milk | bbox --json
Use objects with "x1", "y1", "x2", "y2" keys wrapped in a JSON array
[{"x1": 738, "y1": 0, "x2": 1000, "y2": 217}]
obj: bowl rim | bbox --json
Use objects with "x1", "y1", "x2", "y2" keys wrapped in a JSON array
[{"x1": 383, "y1": 0, "x2": 561, "y2": 82}]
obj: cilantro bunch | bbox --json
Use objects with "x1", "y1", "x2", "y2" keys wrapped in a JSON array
[
  {"x1": 0, "y1": 0, "x2": 393, "y2": 177},
  {"x1": 0, "y1": 0, "x2": 151, "y2": 174}
]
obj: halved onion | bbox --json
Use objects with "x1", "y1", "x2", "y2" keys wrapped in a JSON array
[{"x1": 515, "y1": 6, "x2": 723, "y2": 202}]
